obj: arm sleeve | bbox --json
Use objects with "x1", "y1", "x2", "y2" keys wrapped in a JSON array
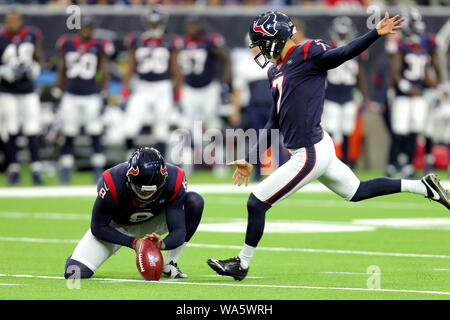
[
  {"x1": 245, "y1": 102, "x2": 278, "y2": 163},
  {"x1": 315, "y1": 29, "x2": 380, "y2": 70},
  {"x1": 163, "y1": 186, "x2": 187, "y2": 250},
  {"x1": 90, "y1": 178, "x2": 137, "y2": 249}
]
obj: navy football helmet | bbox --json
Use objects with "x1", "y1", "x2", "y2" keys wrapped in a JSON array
[
  {"x1": 401, "y1": 7, "x2": 425, "y2": 43},
  {"x1": 248, "y1": 11, "x2": 295, "y2": 68},
  {"x1": 330, "y1": 16, "x2": 357, "y2": 47},
  {"x1": 142, "y1": 6, "x2": 168, "y2": 38},
  {"x1": 126, "y1": 147, "x2": 168, "y2": 201}
]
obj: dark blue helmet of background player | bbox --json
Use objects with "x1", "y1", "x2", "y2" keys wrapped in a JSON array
[
  {"x1": 248, "y1": 11, "x2": 295, "y2": 69},
  {"x1": 142, "y1": 6, "x2": 168, "y2": 38},
  {"x1": 126, "y1": 147, "x2": 168, "y2": 201},
  {"x1": 330, "y1": 16, "x2": 357, "y2": 47},
  {"x1": 401, "y1": 7, "x2": 425, "y2": 43}
]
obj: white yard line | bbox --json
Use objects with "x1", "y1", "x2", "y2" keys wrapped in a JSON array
[
  {"x1": 0, "y1": 236, "x2": 449, "y2": 259},
  {"x1": 0, "y1": 273, "x2": 448, "y2": 296},
  {"x1": 320, "y1": 272, "x2": 382, "y2": 275},
  {"x1": 0, "y1": 181, "x2": 448, "y2": 198}
]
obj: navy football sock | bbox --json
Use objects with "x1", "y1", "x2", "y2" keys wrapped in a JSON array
[
  {"x1": 245, "y1": 193, "x2": 271, "y2": 247},
  {"x1": 27, "y1": 135, "x2": 41, "y2": 163},
  {"x1": 91, "y1": 135, "x2": 103, "y2": 154},
  {"x1": 61, "y1": 136, "x2": 74, "y2": 155},
  {"x1": 64, "y1": 255, "x2": 94, "y2": 279},
  {"x1": 351, "y1": 177, "x2": 401, "y2": 202},
  {"x1": 5, "y1": 134, "x2": 18, "y2": 164},
  {"x1": 183, "y1": 191, "x2": 204, "y2": 242}
]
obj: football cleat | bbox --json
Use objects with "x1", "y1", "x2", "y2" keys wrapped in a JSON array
[
  {"x1": 207, "y1": 257, "x2": 249, "y2": 281},
  {"x1": 421, "y1": 173, "x2": 450, "y2": 210},
  {"x1": 162, "y1": 261, "x2": 188, "y2": 279}
]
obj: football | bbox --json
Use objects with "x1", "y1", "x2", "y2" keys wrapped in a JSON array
[{"x1": 136, "y1": 239, "x2": 164, "y2": 281}]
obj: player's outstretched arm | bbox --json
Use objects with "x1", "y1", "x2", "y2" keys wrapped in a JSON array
[{"x1": 316, "y1": 12, "x2": 405, "y2": 70}]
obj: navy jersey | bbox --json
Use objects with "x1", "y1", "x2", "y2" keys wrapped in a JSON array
[
  {"x1": 325, "y1": 42, "x2": 361, "y2": 104},
  {"x1": 0, "y1": 26, "x2": 41, "y2": 94},
  {"x1": 95, "y1": 162, "x2": 187, "y2": 226},
  {"x1": 386, "y1": 35, "x2": 430, "y2": 96},
  {"x1": 57, "y1": 34, "x2": 114, "y2": 95},
  {"x1": 125, "y1": 32, "x2": 181, "y2": 82},
  {"x1": 266, "y1": 40, "x2": 330, "y2": 149},
  {"x1": 246, "y1": 29, "x2": 380, "y2": 159},
  {"x1": 178, "y1": 33, "x2": 225, "y2": 88}
]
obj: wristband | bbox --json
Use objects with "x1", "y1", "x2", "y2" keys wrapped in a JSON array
[{"x1": 131, "y1": 237, "x2": 139, "y2": 249}]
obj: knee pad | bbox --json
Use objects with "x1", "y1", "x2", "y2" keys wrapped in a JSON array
[{"x1": 64, "y1": 255, "x2": 94, "y2": 279}]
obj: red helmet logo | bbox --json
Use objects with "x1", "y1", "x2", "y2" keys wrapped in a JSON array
[
  {"x1": 127, "y1": 167, "x2": 139, "y2": 176},
  {"x1": 160, "y1": 167, "x2": 167, "y2": 176}
]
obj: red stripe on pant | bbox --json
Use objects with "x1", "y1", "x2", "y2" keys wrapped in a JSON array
[{"x1": 266, "y1": 145, "x2": 316, "y2": 205}]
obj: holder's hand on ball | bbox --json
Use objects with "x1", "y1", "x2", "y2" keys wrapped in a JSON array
[{"x1": 146, "y1": 232, "x2": 165, "y2": 250}]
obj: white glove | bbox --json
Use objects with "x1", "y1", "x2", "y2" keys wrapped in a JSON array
[
  {"x1": 0, "y1": 65, "x2": 17, "y2": 83},
  {"x1": 28, "y1": 61, "x2": 41, "y2": 80}
]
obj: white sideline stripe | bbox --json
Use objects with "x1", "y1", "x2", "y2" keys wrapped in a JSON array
[
  {"x1": 1, "y1": 236, "x2": 448, "y2": 259},
  {"x1": 0, "y1": 181, "x2": 447, "y2": 198},
  {"x1": 320, "y1": 272, "x2": 382, "y2": 275},
  {"x1": 433, "y1": 268, "x2": 450, "y2": 271},
  {"x1": 0, "y1": 273, "x2": 449, "y2": 296},
  {"x1": 0, "y1": 283, "x2": 22, "y2": 286},
  {"x1": 201, "y1": 275, "x2": 265, "y2": 279}
]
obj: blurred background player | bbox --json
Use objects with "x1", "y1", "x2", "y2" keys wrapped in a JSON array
[
  {"x1": 386, "y1": 7, "x2": 437, "y2": 178},
  {"x1": 421, "y1": 19, "x2": 443, "y2": 174},
  {"x1": 0, "y1": 10, "x2": 43, "y2": 185},
  {"x1": 322, "y1": 16, "x2": 369, "y2": 167},
  {"x1": 177, "y1": 17, "x2": 231, "y2": 175},
  {"x1": 53, "y1": 17, "x2": 114, "y2": 183},
  {"x1": 122, "y1": 7, "x2": 182, "y2": 159}
]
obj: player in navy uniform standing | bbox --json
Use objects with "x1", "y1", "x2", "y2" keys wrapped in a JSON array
[
  {"x1": 122, "y1": 7, "x2": 183, "y2": 158},
  {"x1": 386, "y1": 8, "x2": 437, "y2": 178},
  {"x1": 0, "y1": 10, "x2": 43, "y2": 185},
  {"x1": 64, "y1": 147, "x2": 204, "y2": 279},
  {"x1": 54, "y1": 17, "x2": 115, "y2": 183},
  {"x1": 207, "y1": 11, "x2": 449, "y2": 281},
  {"x1": 322, "y1": 16, "x2": 369, "y2": 166},
  {"x1": 177, "y1": 17, "x2": 231, "y2": 175}
]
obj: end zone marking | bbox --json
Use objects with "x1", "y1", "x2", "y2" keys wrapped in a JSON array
[{"x1": 0, "y1": 273, "x2": 449, "y2": 296}]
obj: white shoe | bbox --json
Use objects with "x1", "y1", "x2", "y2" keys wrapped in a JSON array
[{"x1": 162, "y1": 261, "x2": 188, "y2": 279}]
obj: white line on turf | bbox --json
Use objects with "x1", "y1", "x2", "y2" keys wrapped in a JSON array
[
  {"x1": 0, "y1": 283, "x2": 23, "y2": 286},
  {"x1": 433, "y1": 268, "x2": 450, "y2": 271},
  {"x1": 201, "y1": 275, "x2": 265, "y2": 279},
  {"x1": 0, "y1": 181, "x2": 448, "y2": 198},
  {"x1": 320, "y1": 272, "x2": 382, "y2": 275},
  {"x1": 0, "y1": 273, "x2": 448, "y2": 296},
  {"x1": 0, "y1": 236, "x2": 449, "y2": 259}
]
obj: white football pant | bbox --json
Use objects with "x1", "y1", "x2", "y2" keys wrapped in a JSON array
[
  {"x1": 71, "y1": 212, "x2": 168, "y2": 273},
  {"x1": 391, "y1": 96, "x2": 428, "y2": 135},
  {"x1": 0, "y1": 92, "x2": 41, "y2": 136},
  {"x1": 59, "y1": 93, "x2": 103, "y2": 136},
  {"x1": 123, "y1": 79, "x2": 173, "y2": 142},
  {"x1": 253, "y1": 131, "x2": 361, "y2": 205}
]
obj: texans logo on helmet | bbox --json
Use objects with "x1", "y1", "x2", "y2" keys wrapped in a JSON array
[
  {"x1": 127, "y1": 167, "x2": 139, "y2": 176},
  {"x1": 160, "y1": 167, "x2": 167, "y2": 177},
  {"x1": 253, "y1": 13, "x2": 278, "y2": 37}
]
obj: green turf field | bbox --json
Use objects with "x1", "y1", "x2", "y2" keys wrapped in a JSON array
[{"x1": 0, "y1": 170, "x2": 449, "y2": 300}]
